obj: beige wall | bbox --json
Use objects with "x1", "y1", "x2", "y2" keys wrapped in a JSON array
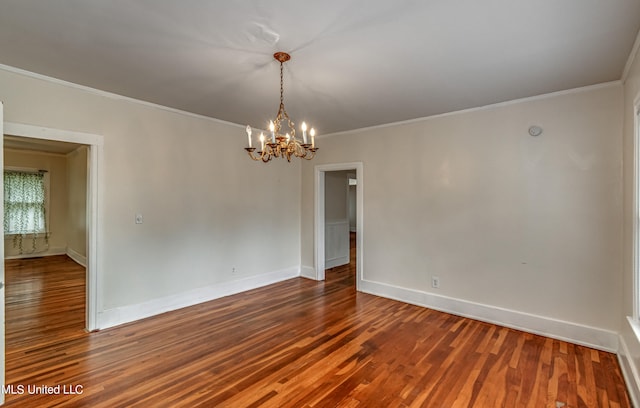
[
  {"x1": 3, "y1": 148, "x2": 69, "y2": 256},
  {"x1": 348, "y1": 184, "x2": 356, "y2": 231},
  {"x1": 0, "y1": 67, "x2": 301, "y2": 318},
  {"x1": 302, "y1": 84, "x2": 623, "y2": 332},
  {"x1": 325, "y1": 170, "x2": 349, "y2": 221},
  {"x1": 324, "y1": 170, "x2": 350, "y2": 267},
  {"x1": 67, "y1": 146, "x2": 87, "y2": 258}
]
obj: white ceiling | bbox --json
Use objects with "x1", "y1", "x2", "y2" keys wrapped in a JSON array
[{"x1": 0, "y1": 1, "x2": 639, "y2": 135}]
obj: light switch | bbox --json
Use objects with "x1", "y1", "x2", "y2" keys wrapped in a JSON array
[{"x1": 135, "y1": 214, "x2": 143, "y2": 224}]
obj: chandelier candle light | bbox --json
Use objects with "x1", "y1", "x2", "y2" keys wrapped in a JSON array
[{"x1": 245, "y1": 52, "x2": 318, "y2": 162}]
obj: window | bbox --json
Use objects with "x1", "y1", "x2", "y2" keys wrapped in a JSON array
[{"x1": 4, "y1": 170, "x2": 48, "y2": 235}]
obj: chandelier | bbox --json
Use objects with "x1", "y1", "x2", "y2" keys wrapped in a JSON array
[{"x1": 245, "y1": 52, "x2": 318, "y2": 162}]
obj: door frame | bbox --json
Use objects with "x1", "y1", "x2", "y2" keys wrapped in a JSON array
[
  {"x1": 633, "y1": 94, "x2": 640, "y2": 321},
  {"x1": 0, "y1": 102, "x2": 4, "y2": 405},
  {"x1": 314, "y1": 162, "x2": 363, "y2": 290},
  {"x1": 3, "y1": 122, "x2": 103, "y2": 331}
]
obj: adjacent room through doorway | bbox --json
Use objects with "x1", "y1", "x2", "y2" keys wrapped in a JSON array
[
  {"x1": 324, "y1": 171, "x2": 357, "y2": 287},
  {"x1": 2, "y1": 134, "x2": 90, "y2": 395},
  {"x1": 315, "y1": 162, "x2": 363, "y2": 290}
]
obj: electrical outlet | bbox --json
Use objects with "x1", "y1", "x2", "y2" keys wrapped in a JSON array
[
  {"x1": 135, "y1": 214, "x2": 143, "y2": 224},
  {"x1": 232, "y1": 267, "x2": 236, "y2": 274},
  {"x1": 431, "y1": 276, "x2": 440, "y2": 289}
]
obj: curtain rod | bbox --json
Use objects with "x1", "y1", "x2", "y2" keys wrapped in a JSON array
[{"x1": 3, "y1": 168, "x2": 48, "y2": 174}]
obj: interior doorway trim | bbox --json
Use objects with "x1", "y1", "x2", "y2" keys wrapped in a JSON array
[
  {"x1": 315, "y1": 162, "x2": 363, "y2": 291},
  {"x1": 3, "y1": 122, "x2": 103, "y2": 331}
]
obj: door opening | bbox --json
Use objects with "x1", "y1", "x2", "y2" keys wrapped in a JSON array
[
  {"x1": 3, "y1": 136, "x2": 89, "y2": 337},
  {"x1": 2, "y1": 123, "x2": 102, "y2": 331},
  {"x1": 323, "y1": 170, "x2": 355, "y2": 286},
  {"x1": 314, "y1": 162, "x2": 363, "y2": 291}
]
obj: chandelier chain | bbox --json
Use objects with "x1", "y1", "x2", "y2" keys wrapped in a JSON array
[{"x1": 280, "y1": 61, "x2": 284, "y2": 108}]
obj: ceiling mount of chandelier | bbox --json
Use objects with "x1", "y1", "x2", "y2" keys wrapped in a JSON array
[{"x1": 245, "y1": 52, "x2": 318, "y2": 163}]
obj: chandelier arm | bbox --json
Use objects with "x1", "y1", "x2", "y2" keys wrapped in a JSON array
[
  {"x1": 244, "y1": 148, "x2": 261, "y2": 161},
  {"x1": 304, "y1": 149, "x2": 317, "y2": 160}
]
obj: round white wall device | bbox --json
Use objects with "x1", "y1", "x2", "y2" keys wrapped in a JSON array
[{"x1": 528, "y1": 125, "x2": 543, "y2": 137}]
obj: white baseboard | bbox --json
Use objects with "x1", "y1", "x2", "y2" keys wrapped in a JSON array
[
  {"x1": 300, "y1": 265, "x2": 317, "y2": 280},
  {"x1": 359, "y1": 279, "x2": 619, "y2": 352},
  {"x1": 618, "y1": 331, "x2": 640, "y2": 408},
  {"x1": 326, "y1": 255, "x2": 349, "y2": 269},
  {"x1": 66, "y1": 247, "x2": 87, "y2": 267},
  {"x1": 98, "y1": 266, "x2": 300, "y2": 330},
  {"x1": 4, "y1": 246, "x2": 66, "y2": 260}
]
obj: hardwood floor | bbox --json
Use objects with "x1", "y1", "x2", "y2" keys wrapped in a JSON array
[{"x1": 3, "y1": 250, "x2": 631, "y2": 407}]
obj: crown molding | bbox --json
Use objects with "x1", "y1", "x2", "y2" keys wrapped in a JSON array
[
  {"x1": 0, "y1": 63, "x2": 244, "y2": 129},
  {"x1": 321, "y1": 81, "x2": 622, "y2": 139},
  {"x1": 623, "y1": 27, "x2": 640, "y2": 83}
]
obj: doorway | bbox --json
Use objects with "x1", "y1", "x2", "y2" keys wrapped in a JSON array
[
  {"x1": 3, "y1": 135, "x2": 89, "y2": 343},
  {"x1": 2, "y1": 122, "x2": 102, "y2": 331},
  {"x1": 314, "y1": 162, "x2": 363, "y2": 291}
]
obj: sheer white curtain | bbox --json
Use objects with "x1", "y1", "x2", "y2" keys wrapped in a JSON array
[{"x1": 3, "y1": 170, "x2": 48, "y2": 253}]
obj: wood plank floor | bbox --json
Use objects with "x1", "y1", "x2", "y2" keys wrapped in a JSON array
[{"x1": 3, "y1": 248, "x2": 631, "y2": 407}]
